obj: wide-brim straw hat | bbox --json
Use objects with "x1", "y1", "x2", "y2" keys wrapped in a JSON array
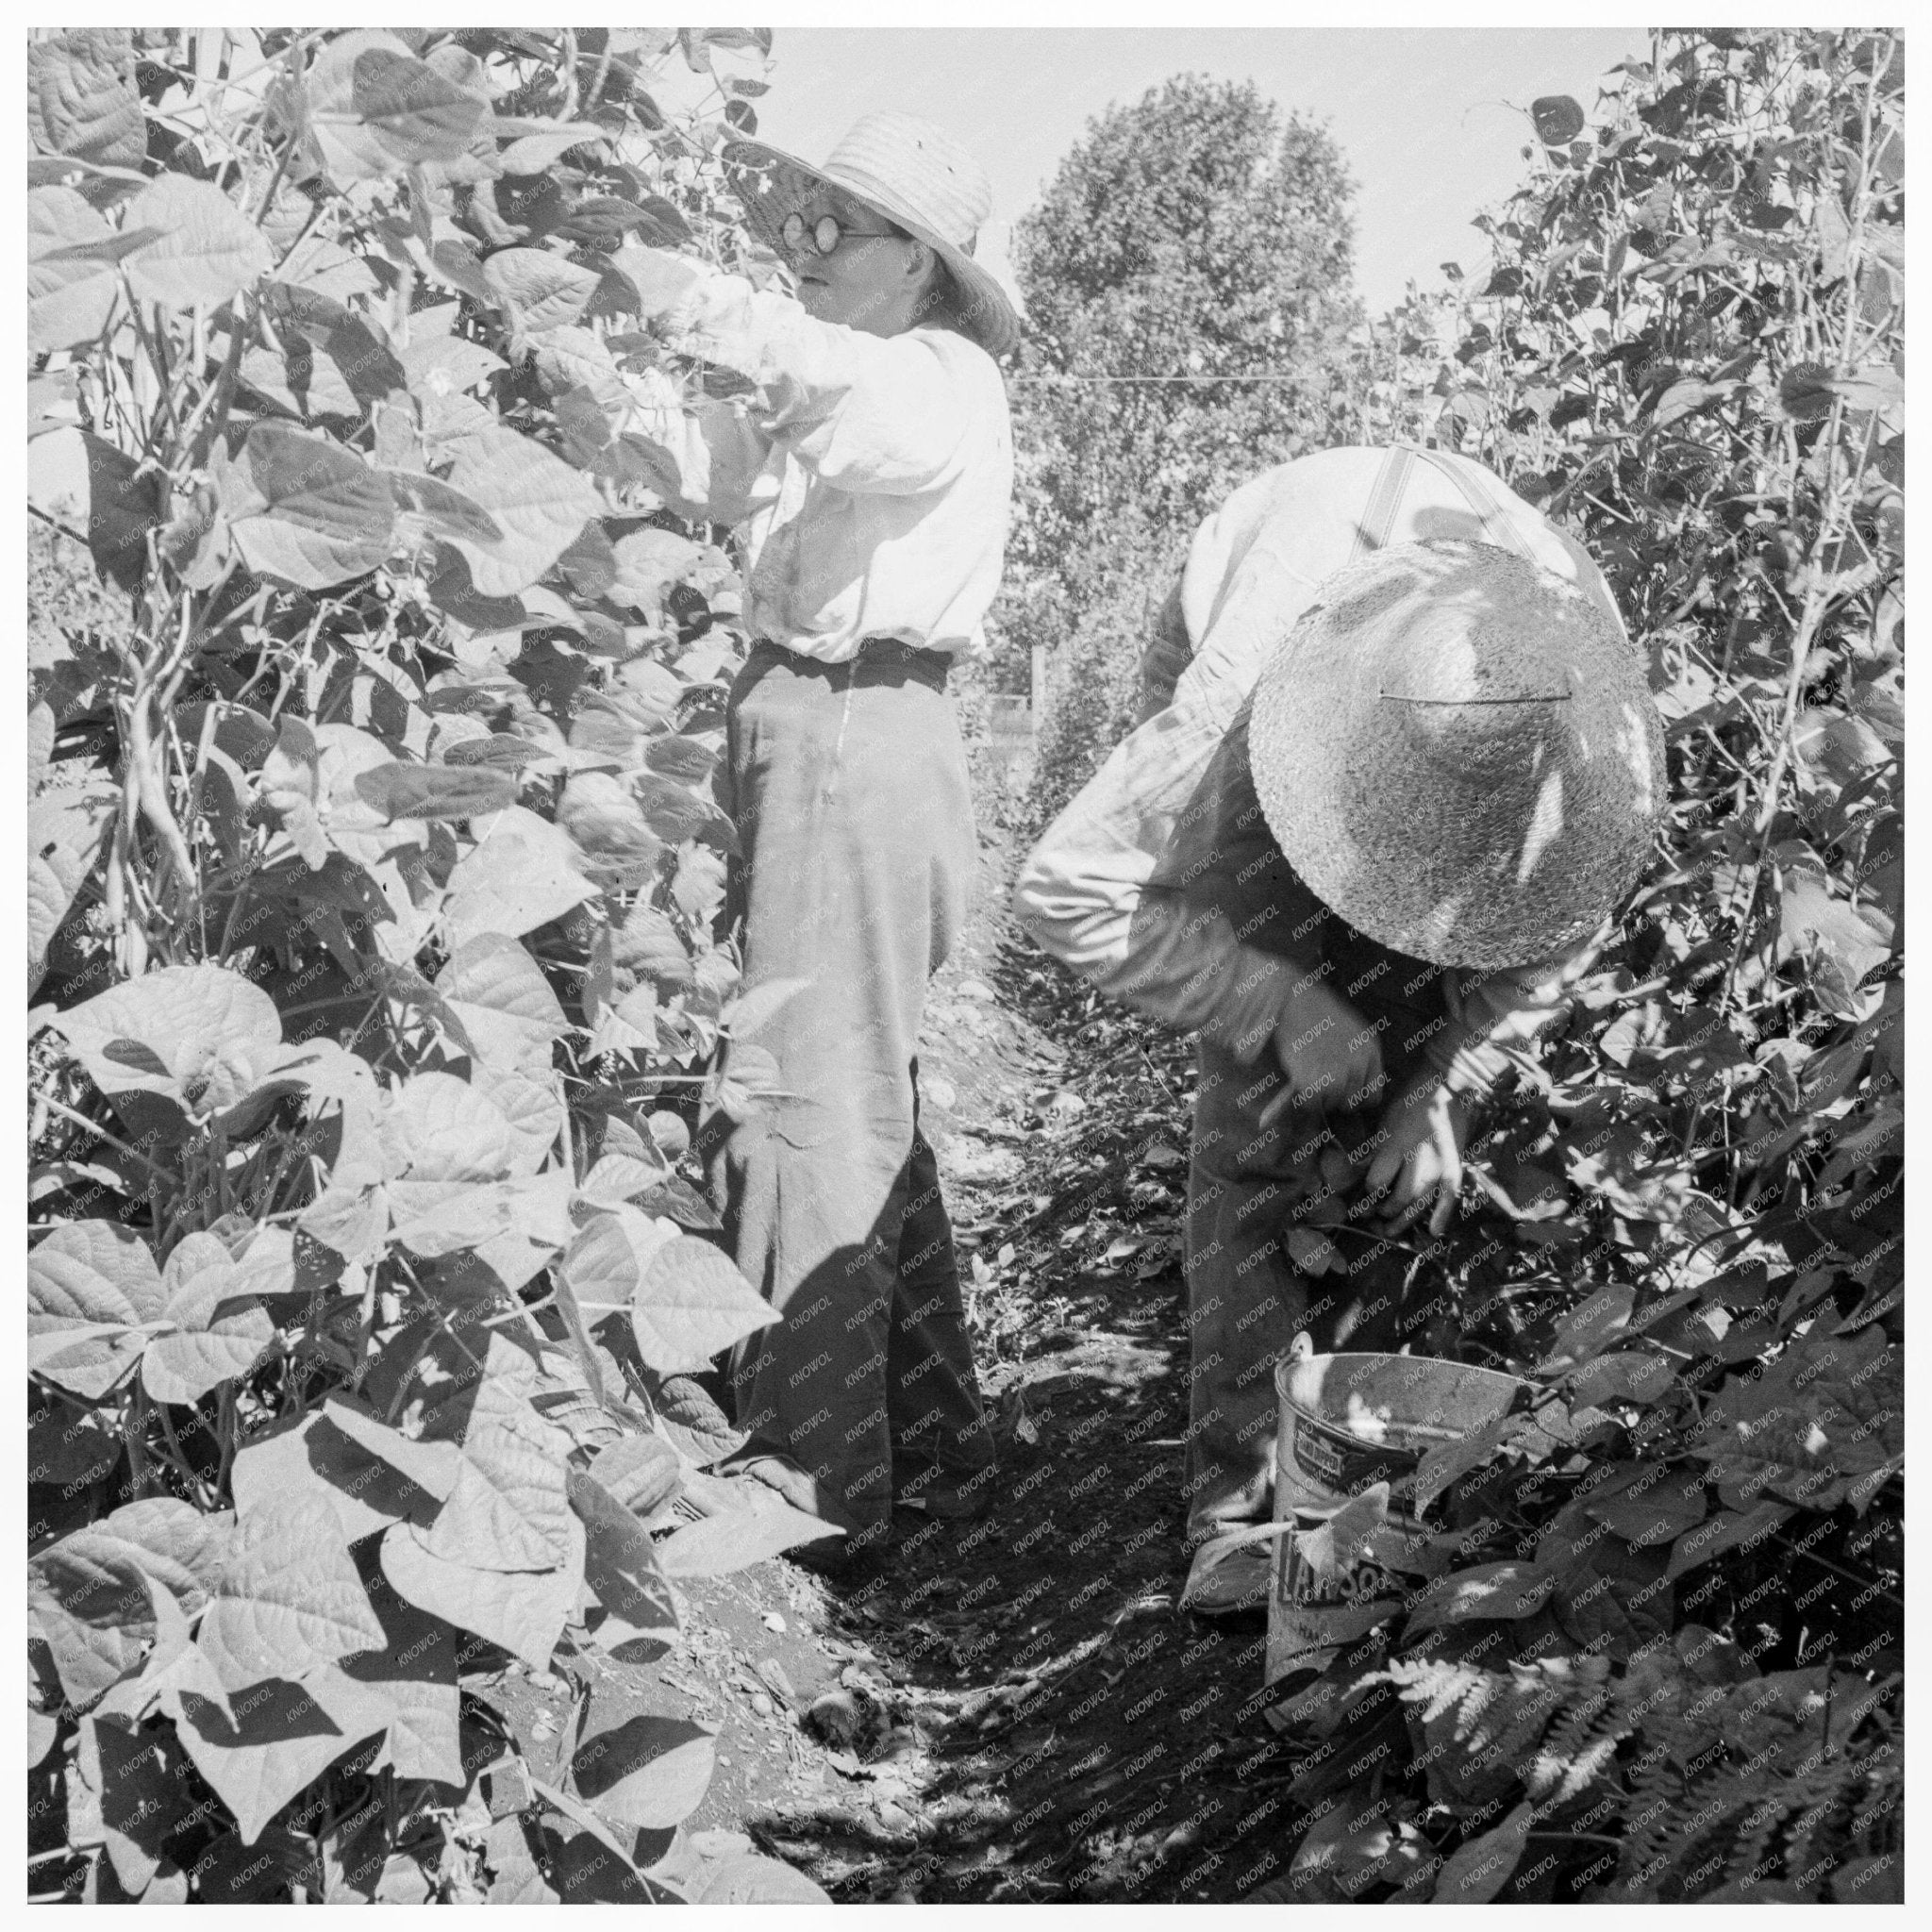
[
  {"x1": 723, "y1": 111, "x2": 1020, "y2": 358},
  {"x1": 1249, "y1": 539, "x2": 1664, "y2": 970}
]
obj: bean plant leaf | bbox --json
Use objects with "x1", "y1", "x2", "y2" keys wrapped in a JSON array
[
  {"x1": 568, "y1": 1469, "x2": 682, "y2": 1656},
  {"x1": 54, "y1": 961, "x2": 285, "y2": 1121},
  {"x1": 642, "y1": 730, "x2": 720, "y2": 785},
  {"x1": 608, "y1": 527, "x2": 702, "y2": 609},
  {"x1": 1776, "y1": 867, "x2": 1892, "y2": 1007},
  {"x1": 192, "y1": 1828, "x2": 316, "y2": 1905},
  {"x1": 337, "y1": 1548, "x2": 463, "y2": 1785},
  {"x1": 28, "y1": 777, "x2": 118, "y2": 991},
  {"x1": 580, "y1": 1148, "x2": 673, "y2": 1209},
  {"x1": 1666, "y1": 1497, "x2": 1793, "y2": 1581},
  {"x1": 350, "y1": 46, "x2": 489, "y2": 165},
  {"x1": 27, "y1": 1392, "x2": 122, "y2": 1487},
  {"x1": 385, "y1": 468, "x2": 504, "y2": 545},
  {"x1": 26, "y1": 424, "x2": 161, "y2": 591},
  {"x1": 497, "y1": 126, "x2": 609, "y2": 176},
  {"x1": 379, "y1": 1511, "x2": 585, "y2": 1674},
  {"x1": 1777, "y1": 361, "x2": 1839, "y2": 422},
  {"x1": 196, "y1": 1495, "x2": 387, "y2": 1689},
  {"x1": 558, "y1": 771, "x2": 665, "y2": 880},
  {"x1": 562, "y1": 1206, "x2": 680, "y2": 1325},
  {"x1": 1294, "y1": 1481, "x2": 1390, "y2": 1582},
  {"x1": 641, "y1": 1369, "x2": 747, "y2": 1465},
  {"x1": 116, "y1": 1570, "x2": 229, "y2": 1727},
  {"x1": 1577, "y1": 1461, "x2": 1709, "y2": 1547},
  {"x1": 696, "y1": 1856, "x2": 833, "y2": 1904},
  {"x1": 422, "y1": 1371, "x2": 575, "y2": 1572},
  {"x1": 354, "y1": 761, "x2": 517, "y2": 822},
  {"x1": 28, "y1": 1220, "x2": 166, "y2": 1398},
  {"x1": 26, "y1": 29, "x2": 146, "y2": 169},
  {"x1": 1433, "y1": 1799, "x2": 1534, "y2": 1903},
  {"x1": 1538, "y1": 1284, "x2": 1636, "y2": 1371},
  {"x1": 572, "y1": 1711, "x2": 717, "y2": 1831},
  {"x1": 484, "y1": 247, "x2": 603, "y2": 338},
  {"x1": 1531, "y1": 95, "x2": 1586, "y2": 145},
  {"x1": 400, "y1": 331, "x2": 507, "y2": 396},
  {"x1": 263, "y1": 282, "x2": 408, "y2": 410},
  {"x1": 442, "y1": 803, "x2": 598, "y2": 946},
  {"x1": 435, "y1": 931, "x2": 569, "y2": 1074},
  {"x1": 441, "y1": 425, "x2": 605, "y2": 596},
  {"x1": 613, "y1": 901, "x2": 695, "y2": 991},
  {"x1": 226, "y1": 422, "x2": 397, "y2": 590},
  {"x1": 28, "y1": 1499, "x2": 230, "y2": 1707},
  {"x1": 654, "y1": 1493, "x2": 842, "y2": 1576},
  {"x1": 1693, "y1": 1324, "x2": 1902, "y2": 1513},
  {"x1": 27, "y1": 186, "x2": 124, "y2": 352},
  {"x1": 631, "y1": 770, "x2": 738, "y2": 851},
  {"x1": 721, "y1": 975, "x2": 810, "y2": 1041},
  {"x1": 307, "y1": 31, "x2": 481, "y2": 184},
  {"x1": 1404, "y1": 1562, "x2": 1560, "y2": 1635},
  {"x1": 625, "y1": 1227, "x2": 777, "y2": 1374},
  {"x1": 388, "y1": 1070, "x2": 515, "y2": 1182},
  {"x1": 586, "y1": 1433, "x2": 683, "y2": 1520},
  {"x1": 1567, "y1": 1349, "x2": 1675, "y2": 1408},
  {"x1": 93, "y1": 1710, "x2": 190, "y2": 1892},
  {"x1": 1412, "y1": 1411, "x2": 1544, "y2": 1513},
  {"x1": 172, "y1": 1673, "x2": 385, "y2": 1848},
  {"x1": 472, "y1": 1066, "x2": 568, "y2": 1179},
  {"x1": 321, "y1": 1397, "x2": 461, "y2": 1501},
  {"x1": 230, "y1": 1408, "x2": 444, "y2": 1544},
  {"x1": 121, "y1": 174, "x2": 273, "y2": 309},
  {"x1": 142, "y1": 1232, "x2": 275, "y2": 1406},
  {"x1": 527, "y1": 1775, "x2": 661, "y2": 1885}
]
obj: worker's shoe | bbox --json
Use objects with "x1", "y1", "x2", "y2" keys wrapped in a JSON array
[
  {"x1": 1179, "y1": 1531, "x2": 1274, "y2": 1618},
  {"x1": 894, "y1": 1460, "x2": 998, "y2": 1522}
]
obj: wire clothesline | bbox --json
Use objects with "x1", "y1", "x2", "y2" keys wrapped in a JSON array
[{"x1": 1006, "y1": 373, "x2": 1312, "y2": 383}]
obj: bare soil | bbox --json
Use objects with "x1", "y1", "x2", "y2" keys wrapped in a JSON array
[{"x1": 631, "y1": 838, "x2": 1309, "y2": 1903}]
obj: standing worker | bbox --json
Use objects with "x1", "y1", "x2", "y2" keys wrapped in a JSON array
[
  {"x1": 1013, "y1": 446, "x2": 1664, "y2": 1614},
  {"x1": 617, "y1": 116, "x2": 1017, "y2": 1562}
]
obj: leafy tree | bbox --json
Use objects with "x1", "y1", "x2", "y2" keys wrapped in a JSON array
[
  {"x1": 992, "y1": 75, "x2": 1362, "y2": 822},
  {"x1": 26, "y1": 24, "x2": 838, "y2": 1905}
]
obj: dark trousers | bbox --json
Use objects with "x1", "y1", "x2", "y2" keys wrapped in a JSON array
[
  {"x1": 1169, "y1": 701, "x2": 1449, "y2": 1542},
  {"x1": 701, "y1": 643, "x2": 993, "y2": 1542},
  {"x1": 1183, "y1": 1038, "x2": 1419, "y2": 1542}
]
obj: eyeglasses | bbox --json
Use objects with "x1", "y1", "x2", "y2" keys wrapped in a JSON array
[{"x1": 780, "y1": 210, "x2": 901, "y2": 258}]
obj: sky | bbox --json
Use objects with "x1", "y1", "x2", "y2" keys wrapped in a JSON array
[{"x1": 744, "y1": 27, "x2": 1647, "y2": 317}]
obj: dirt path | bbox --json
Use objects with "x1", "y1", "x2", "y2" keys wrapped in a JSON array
[{"x1": 591, "y1": 838, "x2": 1310, "y2": 1903}]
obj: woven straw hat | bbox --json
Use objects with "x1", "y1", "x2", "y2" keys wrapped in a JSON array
[
  {"x1": 1249, "y1": 540, "x2": 1664, "y2": 970},
  {"x1": 724, "y1": 111, "x2": 1019, "y2": 357}
]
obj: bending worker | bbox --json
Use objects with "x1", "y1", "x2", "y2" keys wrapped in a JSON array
[
  {"x1": 620, "y1": 115, "x2": 1017, "y2": 1557},
  {"x1": 1012, "y1": 445, "x2": 1664, "y2": 1614}
]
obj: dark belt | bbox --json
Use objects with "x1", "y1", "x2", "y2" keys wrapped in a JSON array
[{"x1": 750, "y1": 635, "x2": 953, "y2": 687}]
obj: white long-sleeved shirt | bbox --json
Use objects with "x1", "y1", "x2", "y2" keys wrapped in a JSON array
[
  {"x1": 623, "y1": 254, "x2": 1013, "y2": 664},
  {"x1": 1012, "y1": 445, "x2": 1624, "y2": 1092}
]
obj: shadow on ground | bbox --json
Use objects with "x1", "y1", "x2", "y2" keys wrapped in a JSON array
[{"x1": 699, "y1": 856, "x2": 1314, "y2": 1902}]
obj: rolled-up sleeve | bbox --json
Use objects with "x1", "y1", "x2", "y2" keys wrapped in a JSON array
[
  {"x1": 1012, "y1": 702, "x2": 1314, "y2": 1058},
  {"x1": 651, "y1": 259, "x2": 984, "y2": 496}
]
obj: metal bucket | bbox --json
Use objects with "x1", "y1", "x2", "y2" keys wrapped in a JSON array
[{"x1": 1264, "y1": 1345, "x2": 1531, "y2": 1715}]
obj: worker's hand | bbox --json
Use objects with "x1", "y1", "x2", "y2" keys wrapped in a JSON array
[
  {"x1": 1358, "y1": 1069, "x2": 1471, "y2": 1237},
  {"x1": 1257, "y1": 977, "x2": 1384, "y2": 1131}
]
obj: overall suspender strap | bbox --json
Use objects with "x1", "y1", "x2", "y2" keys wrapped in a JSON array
[
  {"x1": 1411, "y1": 447, "x2": 1539, "y2": 561},
  {"x1": 1352, "y1": 445, "x2": 1417, "y2": 561}
]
